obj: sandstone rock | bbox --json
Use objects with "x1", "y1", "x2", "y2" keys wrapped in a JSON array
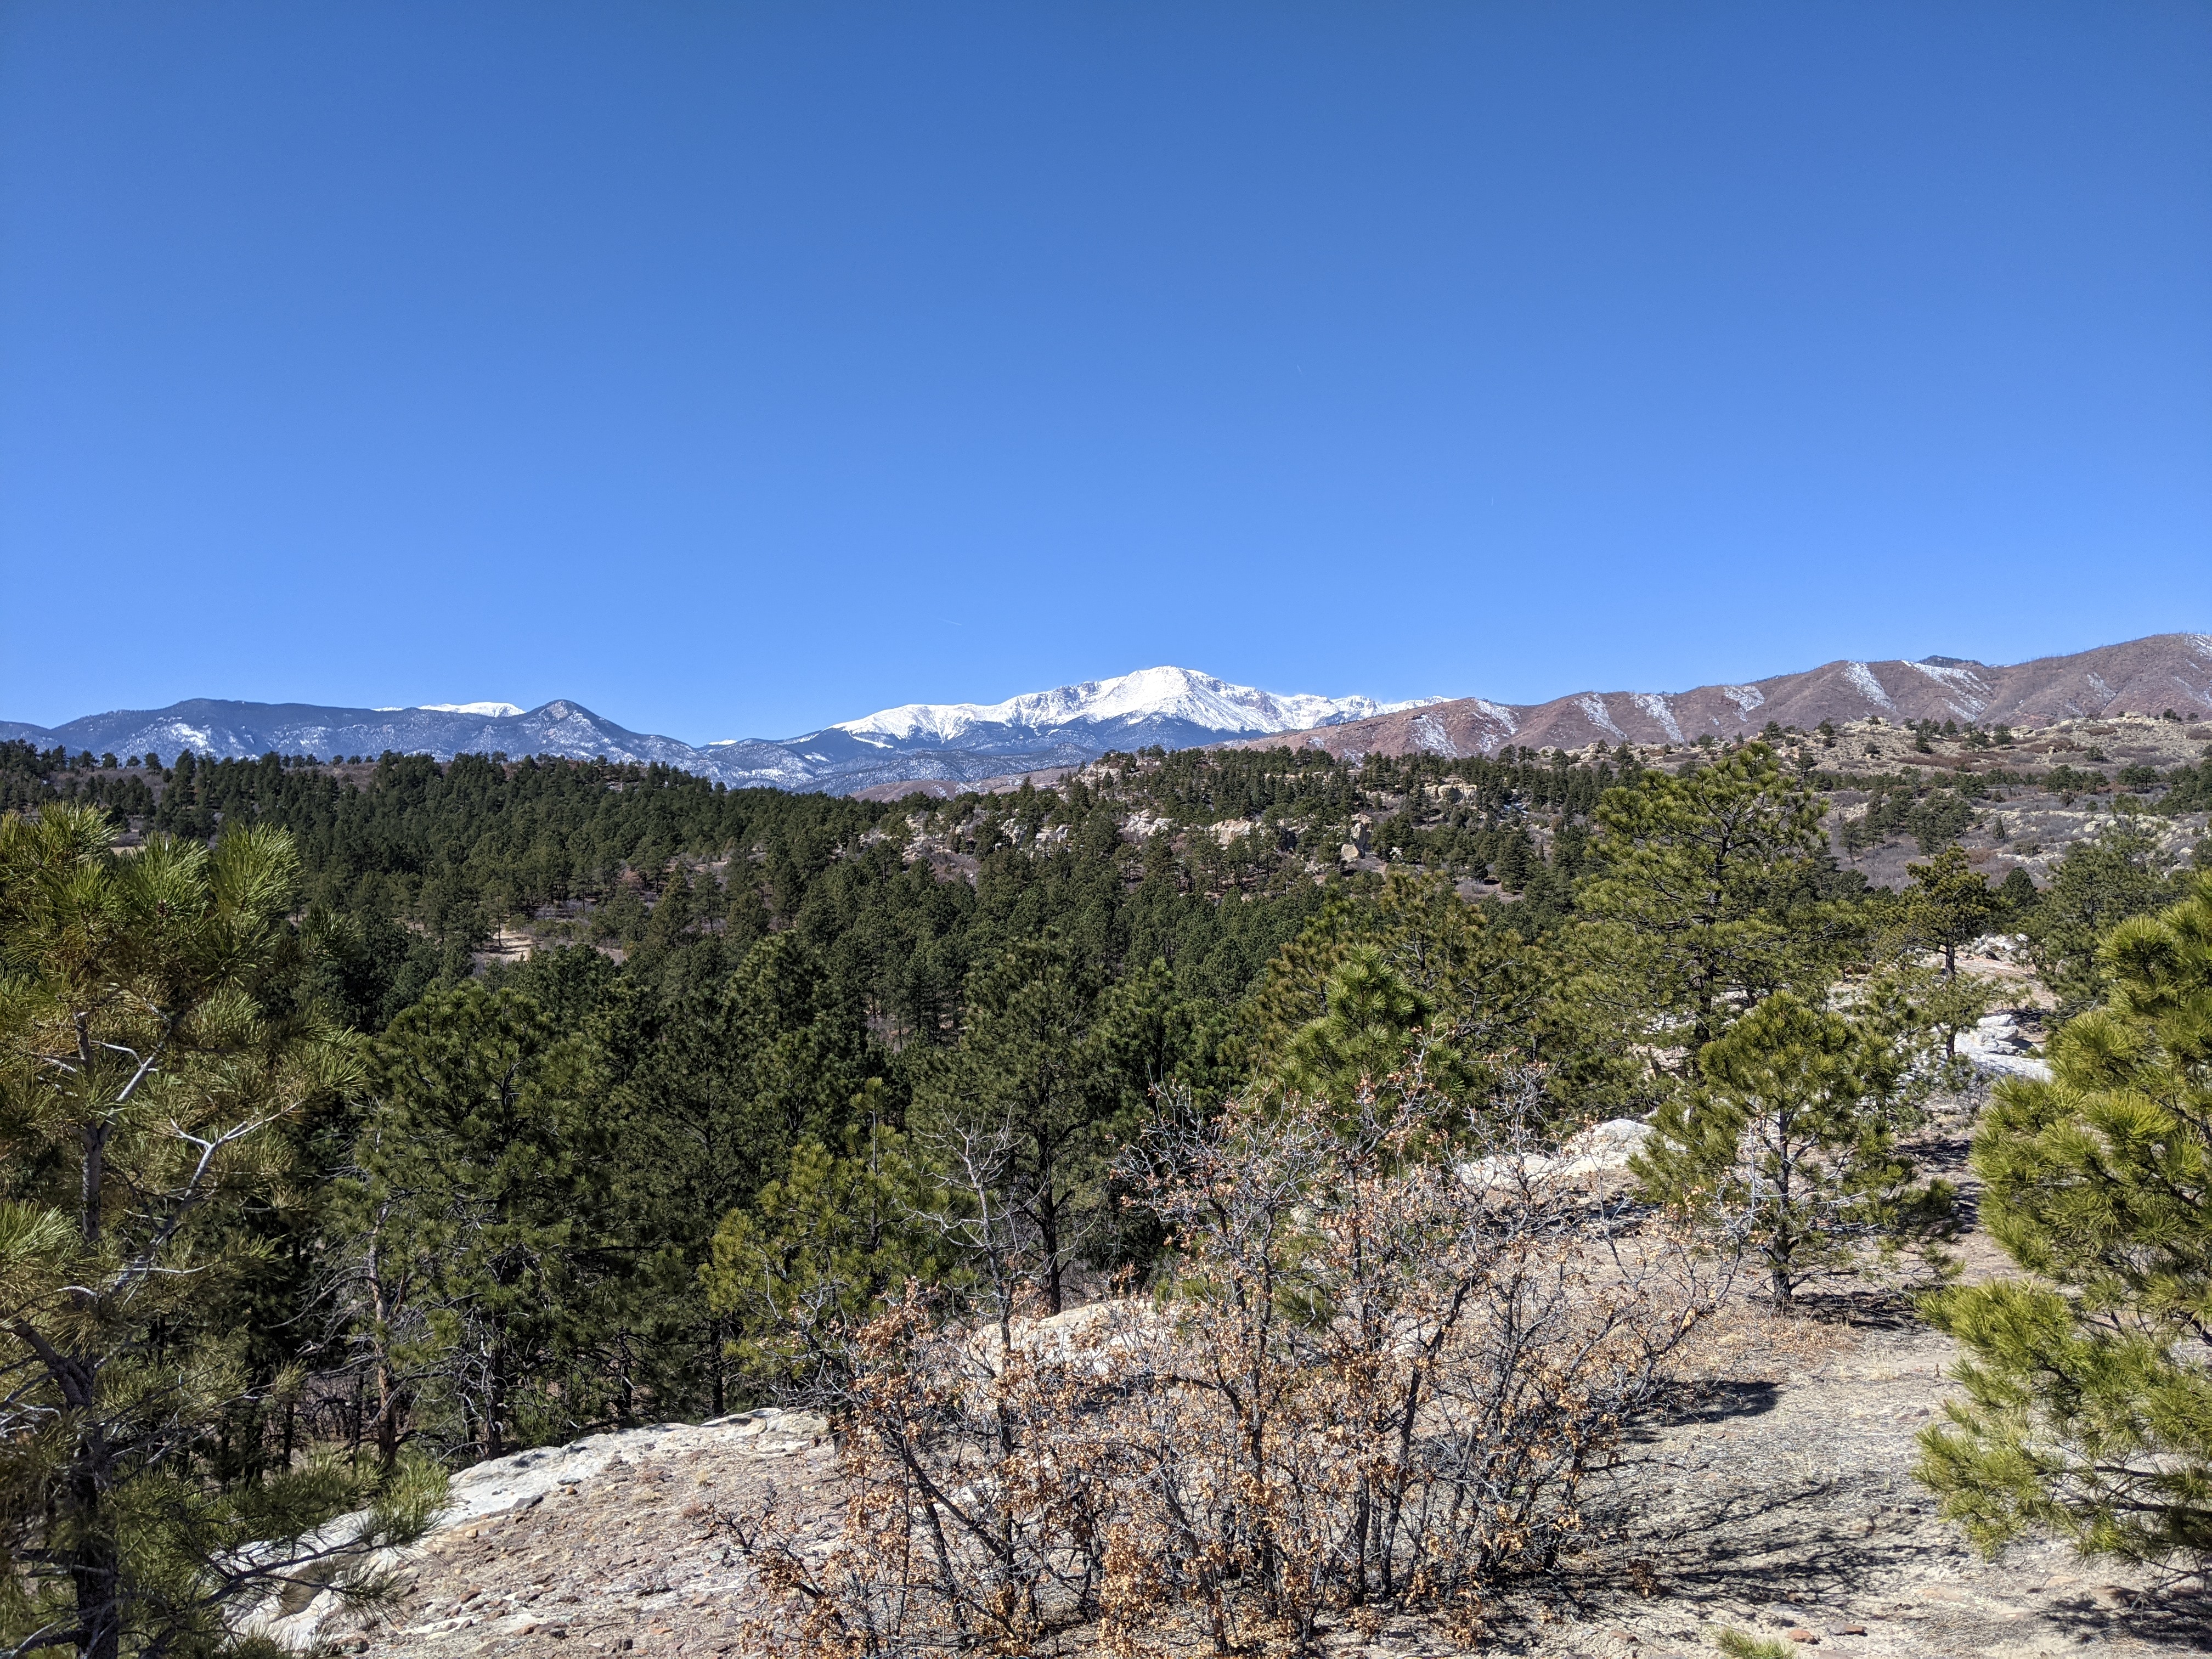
[
  {"x1": 240, "y1": 1408, "x2": 833, "y2": 1654},
  {"x1": 1457, "y1": 1118, "x2": 1652, "y2": 1189},
  {"x1": 1955, "y1": 1011, "x2": 2051, "y2": 1082}
]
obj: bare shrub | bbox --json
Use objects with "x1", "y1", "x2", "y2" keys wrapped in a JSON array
[{"x1": 727, "y1": 1072, "x2": 1726, "y2": 1656}]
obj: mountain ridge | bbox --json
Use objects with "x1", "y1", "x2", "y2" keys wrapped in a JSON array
[
  {"x1": 1228, "y1": 633, "x2": 2212, "y2": 762},
  {"x1": 7, "y1": 635, "x2": 2207, "y2": 794},
  {"x1": 0, "y1": 668, "x2": 1435, "y2": 795}
]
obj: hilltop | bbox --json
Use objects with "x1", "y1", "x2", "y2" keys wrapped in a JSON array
[
  {"x1": 9, "y1": 634, "x2": 2208, "y2": 795},
  {"x1": 10, "y1": 683, "x2": 2211, "y2": 1659},
  {"x1": 1239, "y1": 633, "x2": 2212, "y2": 761},
  {"x1": 0, "y1": 668, "x2": 1435, "y2": 796}
]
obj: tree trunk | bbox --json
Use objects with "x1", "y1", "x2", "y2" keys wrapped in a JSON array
[
  {"x1": 1038, "y1": 1187, "x2": 1063, "y2": 1316},
  {"x1": 69, "y1": 1437, "x2": 121, "y2": 1659},
  {"x1": 375, "y1": 1354, "x2": 403, "y2": 1475}
]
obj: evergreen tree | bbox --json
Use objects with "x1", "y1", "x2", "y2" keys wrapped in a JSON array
[
  {"x1": 701, "y1": 1125, "x2": 955, "y2": 1392},
  {"x1": 1997, "y1": 865, "x2": 2039, "y2": 919},
  {"x1": 1243, "y1": 873, "x2": 1538, "y2": 1085},
  {"x1": 910, "y1": 933, "x2": 1120, "y2": 1314},
  {"x1": 582, "y1": 934, "x2": 881, "y2": 1417},
  {"x1": 1276, "y1": 945, "x2": 1444, "y2": 1111},
  {"x1": 1917, "y1": 874, "x2": 2212, "y2": 1575},
  {"x1": 1903, "y1": 844, "x2": 2001, "y2": 980},
  {"x1": 341, "y1": 981, "x2": 599, "y2": 1461},
  {"x1": 2027, "y1": 821, "x2": 2173, "y2": 1014},
  {"x1": 1567, "y1": 746, "x2": 1843, "y2": 1079},
  {"x1": 1634, "y1": 990, "x2": 1953, "y2": 1306},
  {"x1": 0, "y1": 806, "x2": 436, "y2": 1659}
]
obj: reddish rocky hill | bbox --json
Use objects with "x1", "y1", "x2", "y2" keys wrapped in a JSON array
[{"x1": 1233, "y1": 633, "x2": 2212, "y2": 760}]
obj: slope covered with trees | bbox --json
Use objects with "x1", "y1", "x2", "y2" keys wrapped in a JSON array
[{"x1": 3, "y1": 730, "x2": 2209, "y2": 1654}]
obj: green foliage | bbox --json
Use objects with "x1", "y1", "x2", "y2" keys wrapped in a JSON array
[
  {"x1": 578, "y1": 934, "x2": 888, "y2": 1418},
  {"x1": 0, "y1": 806, "x2": 435, "y2": 1659},
  {"x1": 1838, "y1": 778, "x2": 1976, "y2": 858},
  {"x1": 702, "y1": 1125, "x2": 957, "y2": 1391},
  {"x1": 1634, "y1": 990, "x2": 1953, "y2": 1304},
  {"x1": 908, "y1": 934, "x2": 1128, "y2": 1313},
  {"x1": 1903, "y1": 844, "x2": 2002, "y2": 979},
  {"x1": 342, "y1": 981, "x2": 600, "y2": 1460},
  {"x1": 1917, "y1": 874, "x2": 2212, "y2": 1575},
  {"x1": 1712, "y1": 1630, "x2": 1796, "y2": 1659},
  {"x1": 1567, "y1": 746, "x2": 1852, "y2": 1080},
  {"x1": 2026, "y1": 820, "x2": 2177, "y2": 1015},
  {"x1": 1245, "y1": 873, "x2": 1538, "y2": 1085},
  {"x1": 1277, "y1": 944, "x2": 1436, "y2": 1107}
]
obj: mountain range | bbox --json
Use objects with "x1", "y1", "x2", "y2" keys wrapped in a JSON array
[
  {"x1": 0, "y1": 668, "x2": 1435, "y2": 794},
  {"x1": 6, "y1": 636, "x2": 2207, "y2": 795},
  {"x1": 1238, "y1": 633, "x2": 2212, "y2": 763}
]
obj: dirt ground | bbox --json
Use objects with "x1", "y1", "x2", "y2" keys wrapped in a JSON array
[
  {"x1": 322, "y1": 1092, "x2": 2209, "y2": 1659},
  {"x1": 1492, "y1": 1315, "x2": 2208, "y2": 1659}
]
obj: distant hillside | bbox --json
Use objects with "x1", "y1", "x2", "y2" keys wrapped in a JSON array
[
  {"x1": 0, "y1": 698, "x2": 811, "y2": 786},
  {"x1": 1234, "y1": 634, "x2": 2212, "y2": 761},
  {"x1": 0, "y1": 668, "x2": 1436, "y2": 795},
  {"x1": 10, "y1": 637, "x2": 2208, "y2": 793}
]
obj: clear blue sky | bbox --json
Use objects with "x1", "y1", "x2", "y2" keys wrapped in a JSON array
[{"x1": 3, "y1": 3, "x2": 2208, "y2": 743}]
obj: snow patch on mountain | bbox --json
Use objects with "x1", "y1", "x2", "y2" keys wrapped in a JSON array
[
  {"x1": 833, "y1": 667, "x2": 1438, "y2": 745},
  {"x1": 1575, "y1": 696, "x2": 1623, "y2": 740},
  {"x1": 1844, "y1": 663, "x2": 1898, "y2": 711},
  {"x1": 373, "y1": 702, "x2": 524, "y2": 716},
  {"x1": 1629, "y1": 693, "x2": 1683, "y2": 743}
]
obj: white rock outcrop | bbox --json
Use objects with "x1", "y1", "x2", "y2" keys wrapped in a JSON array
[
  {"x1": 1457, "y1": 1118, "x2": 1653, "y2": 1189},
  {"x1": 237, "y1": 1408, "x2": 829, "y2": 1652},
  {"x1": 1955, "y1": 1011, "x2": 2051, "y2": 1082}
]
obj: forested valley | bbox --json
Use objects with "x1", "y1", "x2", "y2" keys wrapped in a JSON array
[{"x1": 5, "y1": 728, "x2": 2210, "y2": 1657}]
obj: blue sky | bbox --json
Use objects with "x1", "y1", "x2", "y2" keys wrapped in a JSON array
[{"x1": 3, "y1": 3, "x2": 2207, "y2": 743}]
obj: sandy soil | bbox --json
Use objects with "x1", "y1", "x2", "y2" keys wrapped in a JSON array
[{"x1": 315, "y1": 1093, "x2": 2209, "y2": 1659}]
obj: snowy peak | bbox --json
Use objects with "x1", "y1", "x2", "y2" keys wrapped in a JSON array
[
  {"x1": 373, "y1": 701, "x2": 526, "y2": 716},
  {"x1": 832, "y1": 667, "x2": 1440, "y2": 746}
]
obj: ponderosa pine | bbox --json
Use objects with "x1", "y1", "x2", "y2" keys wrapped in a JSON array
[
  {"x1": 1633, "y1": 990, "x2": 1954, "y2": 1306},
  {"x1": 0, "y1": 806, "x2": 438, "y2": 1659},
  {"x1": 1917, "y1": 873, "x2": 2212, "y2": 1576}
]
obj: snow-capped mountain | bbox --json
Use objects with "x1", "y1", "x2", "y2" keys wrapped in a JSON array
[
  {"x1": 673, "y1": 668, "x2": 1436, "y2": 792},
  {"x1": 2, "y1": 670, "x2": 1439, "y2": 795},
  {"x1": 828, "y1": 667, "x2": 1434, "y2": 748},
  {"x1": 707, "y1": 667, "x2": 1440, "y2": 792},
  {"x1": 0, "y1": 699, "x2": 747, "y2": 781}
]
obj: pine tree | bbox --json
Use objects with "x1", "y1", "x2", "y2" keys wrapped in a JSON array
[
  {"x1": 0, "y1": 805, "x2": 437, "y2": 1659},
  {"x1": 1566, "y1": 744, "x2": 1844, "y2": 1075},
  {"x1": 910, "y1": 933, "x2": 1119, "y2": 1314},
  {"x1": 1903, "y1": 844, "x2": 2001, "y2": 980},
  {"x1": 583, "y1": 935, "x2": 879, "y2": 1417},
  {"x1": 1633, "y1": 990, "x2": 1953, "y2": 1306},
  {"x1": 341, "y1": 981, "x2": 599, "y2": 1461},
  {"x1": 1277, "y1": 944, "x2": 1436, "y2": 1108},
  {"x1": 2028, "y1": 821, "x2": 2173, "y2": 1014},
  {"x1": 701, "y1": 1124, "x2": 954, "y2": 1392},
  {"x1": 1916, "y1": 874, "x2": 2212, "y2": 1575}
]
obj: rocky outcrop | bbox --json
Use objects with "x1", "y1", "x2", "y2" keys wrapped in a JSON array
[
  {"x1": 1458, "y1": 1117, "x2": 1654, "y2": 1189},
  {"x1": 1955, "y1": 1009, "x2": 2052, "y2": 1082},
  {"x1": 247, "y1": 1409, "x2": 833, "y2": 1656}
]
